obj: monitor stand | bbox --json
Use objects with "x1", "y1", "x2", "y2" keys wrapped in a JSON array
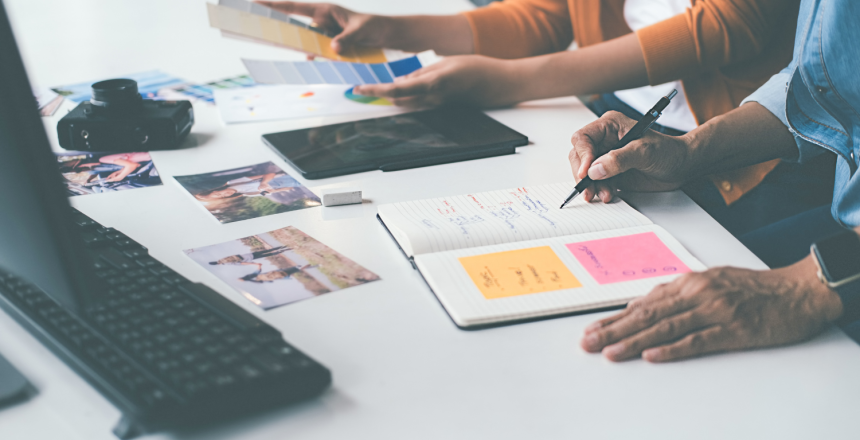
[{"x1": 0, "y1": 351, "x2": 30, "y2": 408}]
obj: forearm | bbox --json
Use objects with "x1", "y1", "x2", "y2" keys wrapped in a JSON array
[
  {"x1": 503, "y1": 33, "x2": 648, "y2": 103},
  {"x1": 683, "y1": 102, "x2": 798, "y2": 178},
  {"x1": 381, "y1": 15, "x2": 473, "y2": 55}
]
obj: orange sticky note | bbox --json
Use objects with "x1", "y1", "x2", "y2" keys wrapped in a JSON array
[{"x1": 458, "y1": 246, "x2": 581, "y2": 299}]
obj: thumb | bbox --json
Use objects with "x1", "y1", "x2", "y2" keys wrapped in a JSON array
[
  {"x1": 587, "y1": 142, "x2": 647, "y2": 180},
  {"x1": 330, "y1": 24, "x2": 362, "y2": 53}
]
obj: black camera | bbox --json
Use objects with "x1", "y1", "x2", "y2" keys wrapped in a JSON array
[{"x1": 57, "y1": 79, "x2": 194, "y2": 152}]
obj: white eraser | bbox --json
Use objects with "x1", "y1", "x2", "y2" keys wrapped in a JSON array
[{"x1": 320, "y1": 188, "x2": 362, "y2": 207}]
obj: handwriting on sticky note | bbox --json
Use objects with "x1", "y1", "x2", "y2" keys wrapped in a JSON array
[
  {"x1": 458, "y1": 246, "x2": 582, "y2": 299},
  {"x1": 566, "y1": 232, "x2": 690, "y2": 284}
]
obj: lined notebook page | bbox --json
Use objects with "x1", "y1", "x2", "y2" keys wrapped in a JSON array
[
  {"x1": 378, "y1": 182, "x2": 652, "y2": 256},
  {"x1": 413, "y1": 225, "x2": 706, "y2": 328}
]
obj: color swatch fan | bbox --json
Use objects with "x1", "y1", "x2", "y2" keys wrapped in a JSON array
[{"x1": 209, "y1": 0, "x2": 394, "y2": 63}]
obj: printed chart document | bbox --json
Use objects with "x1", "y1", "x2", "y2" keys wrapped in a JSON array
[{"x1": 377, "y1": 183, "x2": 705, "y2": 328}]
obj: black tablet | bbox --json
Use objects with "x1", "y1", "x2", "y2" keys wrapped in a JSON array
[{"x1": 261, "y1": 107, "x2": 528, "y2": 179}]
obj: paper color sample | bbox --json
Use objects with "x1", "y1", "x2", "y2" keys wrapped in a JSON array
[
  {"x1": 208, "y1": 1, "x2": 387, "y2": 63},
  {"x1": 566, "y1": 232, "x2": 691, "y2": 284},
  {"x1": 213, "y1": 84, "x2": 400, "y2": 124},
  {"x1": 458, "y1": 246, "x2": 582, "y2": 299},
  {"x1": 242, "y1": 56, "x2": 424, "y2": 86}
]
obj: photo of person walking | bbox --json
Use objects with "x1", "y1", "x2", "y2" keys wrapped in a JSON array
[{"x1": 185, "y1": 226, "x2": 380, "y2": 309}]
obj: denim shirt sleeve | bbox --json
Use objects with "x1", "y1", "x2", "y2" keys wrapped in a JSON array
[
  {"x1": 741, "y1": 67, "x2": 824, "y2": 164},
  {"x1": 741, "y1": 71, "x2": 790, "y2": 127}
]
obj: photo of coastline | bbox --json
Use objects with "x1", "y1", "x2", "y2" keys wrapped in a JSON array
[{"x1": 174, "y1": 161, "x2": 320, "y2": 223}]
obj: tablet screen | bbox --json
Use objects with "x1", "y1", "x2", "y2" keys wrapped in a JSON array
[
  {"x1": 263, "y1": 108, "x2": 528, "y2": 178},
  {"x1": 303, "y1": 115, "x2": 458, "y2": 165}
]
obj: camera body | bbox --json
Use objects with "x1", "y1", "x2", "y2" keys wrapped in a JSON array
[{"x1": 57, "y1": 79, "x2": 194, "y2": 152}]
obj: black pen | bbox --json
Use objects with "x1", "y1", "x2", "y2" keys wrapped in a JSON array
[{"x1": 559, "y1": 89, "x2": 678, "y2": 209}]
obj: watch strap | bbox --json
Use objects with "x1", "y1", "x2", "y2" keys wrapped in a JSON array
[{"x1": 812, "y1": 230, "x2": 860, "y2": 323}]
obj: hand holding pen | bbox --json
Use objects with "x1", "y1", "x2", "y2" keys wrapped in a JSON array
[{"x1": 562, "y1": 90, "x2": 692, "y2": 207}]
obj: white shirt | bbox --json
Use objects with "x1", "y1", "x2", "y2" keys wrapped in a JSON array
[{"x1": 613, "y1": 0, "x2": 698, "y2": 132}]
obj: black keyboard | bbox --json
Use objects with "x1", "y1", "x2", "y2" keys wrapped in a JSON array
[{"x1": 0, "y1": 209, "x2": 331, "y2": 439}]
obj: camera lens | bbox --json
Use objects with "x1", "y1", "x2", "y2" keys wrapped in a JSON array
[{"x1": 90, "y1": 79, "x2": 143, "y2": 110}]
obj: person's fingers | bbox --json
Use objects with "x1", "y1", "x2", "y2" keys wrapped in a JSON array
[
  {"x1": 255, "y1": 1, "x2": 317, "y2": 17},
  {"x1": 354, "y1": 78, "x2": 431, "y2": 99},
  {"x1": 569, "y1": 132, "x2": 600, "y2": 180},
  {"x1": 588, "y1": 139, "x2": 655, "y2": 181},
  {"x1": 585, "y1": 279, "x2": 679, "y2": 334},
  {"x1": 569, "y1": 111, "x2": 638, "y2": 180},
  {"x1": 389, "y1": 95, "x2": 431, "y2": 108},
  {"x1": 581, "y1": 185, "x2": 596, "y2": 204},
  {"x1": 626, "y1": 276, "x2": 689, "y2": 308},
  {"x1": 400, "y1": 64, "x2": 440, "y2": 81},
  {"x1": 601, "y1": 309, "x2": 712, "y2": 361},
  {"x1": 330, "y1": 24, "x2": 363, "y2": 53},
  {"x1": 641, "y1": 325, "x2": 728, "y2": 362},
  {"x1": 581, "y1": 294, "x2": 694, "y2": 353},
  {"x1": 583, "y1": 307, "x2": 638, "y2": 335},
  {"x1": 595, "y1": 181, "x2": 614, "y2": 203}
]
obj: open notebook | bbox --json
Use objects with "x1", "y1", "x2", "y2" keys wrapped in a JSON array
[{"x1": 377, "y1": 182, "x2": 705, "y2": 328}]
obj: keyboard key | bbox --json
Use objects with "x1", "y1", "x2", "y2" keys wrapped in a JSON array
[
  {"x1": 82, "y1": 234, "x2": 110, "y2": 249},
  {"x1": 218, "y1": 353, "x2": 241, "y2": 366},
  {"x1": 253, "y1": 353, "x2": 290, "y2": 374},
  {"x1": 124, "y1": 249, "x2": 148, "y2": 260},
  {"x1": 140, "y1": 387, "x2": 169, "y2": 406},
  {"x1": 208, "y1": 373, "x2": 236, "y2": 388},
  {"x1": 105, "y1": 232, "x2": 125, "y2": 241},
  {"x1": 236, "y1": 364, "x2": 264, "y2": 380},
  {"x1": 181, "y1": 351, "x2": 205, "y2": 364},
  {"x1": 115, "y1": 239, "x2": 136, "y2": 249},
  {"x1": 149, "y1": 267, "x2": 173, "y2": 277},
  {"x1": 270, "y1": 345, "x2": 294, "y2": 357},
  {"x1": 163, "y1": 275, "x2": 186, "y2": 285},
  {"x1": 136, "y1": 258, "x2": 161, "y2": 268},
  {"x1": 182, "y1": 380, "x2": 209, "y2": 397},
  {"x1": 195, "y1": 362, "x2": 218, "y2": 375},
  {"x1": 74, "y1": 217, "x2": 98, "y2": 229}
]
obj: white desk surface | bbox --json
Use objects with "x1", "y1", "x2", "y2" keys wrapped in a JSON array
[{"x1": 2, "y1": 1, "x2": 860, "y2": 439}]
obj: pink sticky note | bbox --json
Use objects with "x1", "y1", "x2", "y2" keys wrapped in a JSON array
[{"x1": 566, "y1": 232, "x2": 691, "y2": 285}]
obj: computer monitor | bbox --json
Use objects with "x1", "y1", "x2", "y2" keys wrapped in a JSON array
[{"x1": 0, "y1": 0, "x2": 102, "y2": 313}]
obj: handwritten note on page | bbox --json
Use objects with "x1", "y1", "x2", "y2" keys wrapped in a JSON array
[
  {"x1": 458, "y1": 246, "x2": 582, "y2": 299},
  {"x1": 566, "y1": 232, "x2": 691, "y2": 284},
  {"x1": 413, "y1": 225, "x2": 707, "y2": 327},
  {"x1": 377, "y1": 182, "x2": 652, "y2": 257}
]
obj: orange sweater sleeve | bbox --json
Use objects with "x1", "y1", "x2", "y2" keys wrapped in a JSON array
[
  {"x1": 461, "y1": 0, "x2": 573, "y2": 59},
  {"x1": 637, "y1": 0, "x2": 797, "y2": 85}
]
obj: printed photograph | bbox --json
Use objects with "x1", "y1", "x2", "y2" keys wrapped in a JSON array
[
  {"x1": 173, "y1": 161, "x2": 321, "y2": 223},
  {"x1": 184, "y1": 226, "x2": 381, "y2": 309},
  {"x1": 56, "y1": 151, "x2": 162, "y2": 196}
]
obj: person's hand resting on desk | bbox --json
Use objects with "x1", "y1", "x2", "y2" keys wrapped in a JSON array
[{"x1": 569, "y1": 103, "x2": 848, "y2": 362}]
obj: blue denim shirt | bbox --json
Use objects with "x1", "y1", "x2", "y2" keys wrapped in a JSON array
[{"x1": 743, "y1": 0, "x2": 860, "y2": 227}]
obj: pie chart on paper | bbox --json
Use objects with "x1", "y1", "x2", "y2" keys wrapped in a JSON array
[{"x1": 344, "y1": 86, "x2": 392, "y2": 106}]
